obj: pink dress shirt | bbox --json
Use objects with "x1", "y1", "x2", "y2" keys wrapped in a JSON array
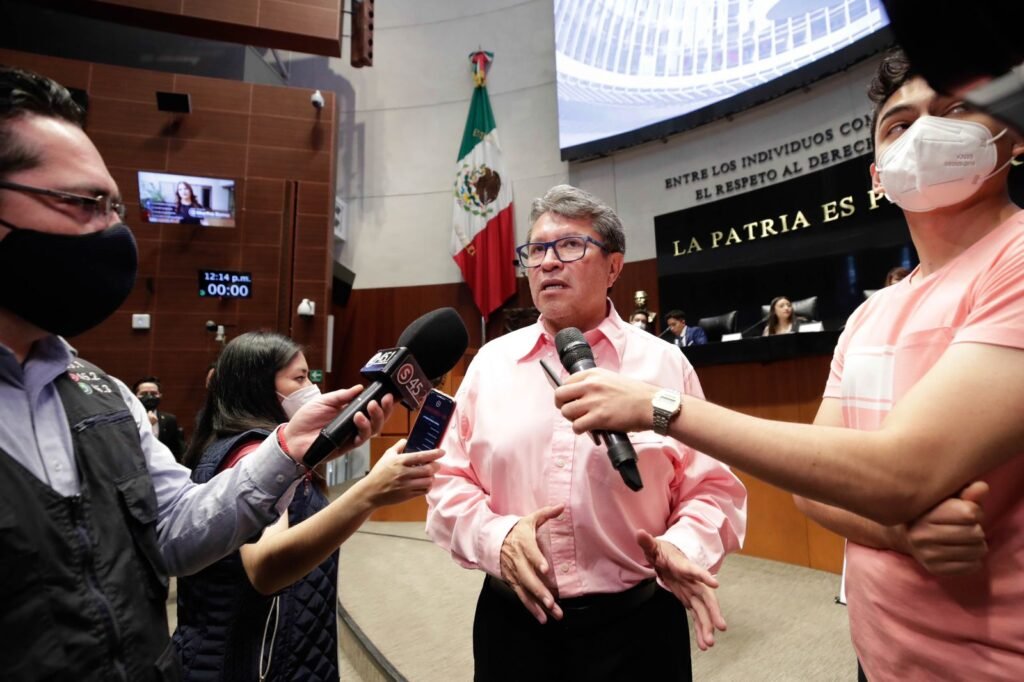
[{"x1": 426, "y1": 304, "x2": 747, "y2": 597}]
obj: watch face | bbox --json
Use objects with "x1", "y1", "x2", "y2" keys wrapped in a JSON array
[{"x1": 654, "y1": 391, "x2": 680, "y2": 412}]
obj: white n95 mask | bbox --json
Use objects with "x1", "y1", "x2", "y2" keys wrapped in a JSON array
[
  {"x1": 875, "y1": 115, "x2": 1010, "y2": 213},
  {"x1": 279, "y1": 384, "x2": 321, "y2": 419}
]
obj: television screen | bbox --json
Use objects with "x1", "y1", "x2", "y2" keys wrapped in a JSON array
[
  {"x1": 198, "y1": 269, "x2": 252, "y2": 298},
  {"x1": 137, "y1": 171, "x2": 236, "y2": 227},
  {"x1": 554, "y1": 0, "x2": 891, "y2": 160}
]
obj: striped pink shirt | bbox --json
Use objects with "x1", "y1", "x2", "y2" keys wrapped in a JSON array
[
  {"x1": 426, "y1": 305, "x2": 747, "y2": 597},
  {"x1": 824, "y1": 210, "x2": 1024, "y2": 680}
]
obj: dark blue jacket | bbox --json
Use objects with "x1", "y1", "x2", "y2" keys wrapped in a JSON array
[{"x1": 173, "y1": 429, "x2": 339, "y2": 681}]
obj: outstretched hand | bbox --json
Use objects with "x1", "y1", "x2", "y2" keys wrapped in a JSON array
[
  {"x1": 555, "y1": 369, "x2": 659, "y2": 435},
  {"x1": 362, "y1": 438, "x2": 443, "y2": 507},
  {"x1": 499, "y1": 504, "x2": 566, "y2": 624},
  {"x1": 281, "y1": 385, "x2": 394, "y2": 463},
  {"x1": 636, "y1": 529, "x2": 726, "y2": 651}
]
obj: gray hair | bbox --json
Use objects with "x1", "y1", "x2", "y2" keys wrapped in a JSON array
[{"x1": 528, "y1": 184, "x2": 626, "y2": 254}]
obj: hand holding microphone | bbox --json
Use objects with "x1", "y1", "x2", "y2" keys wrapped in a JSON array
[
  {"x1": 299, "y1": 307, "x2": 470, "y2": 468},
  {"x1": 280, "y1": 384, "x2": 394, "y2": 463},
  {"x1": 554, "y1": 367, "x2": 661, "y2": 436},
  {"x1": 555, "y1": 328, "x2": 643, "y2": 491}
]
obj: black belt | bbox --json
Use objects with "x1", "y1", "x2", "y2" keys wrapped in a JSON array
[{"x1": 485, "y1": 575, "x2": 659, "y2": 627}]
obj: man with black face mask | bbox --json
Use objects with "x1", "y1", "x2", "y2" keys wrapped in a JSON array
[
  {"x1": 133, "y1": 376, "x2": 186, "y2": 462},
  {"x1": 0, "y1": 65, "x2": 392, "y2": 681}
]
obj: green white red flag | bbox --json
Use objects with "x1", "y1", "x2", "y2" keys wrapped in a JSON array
[{"x1": 451, "y1": 51, "x2": 516, "y2": 321}]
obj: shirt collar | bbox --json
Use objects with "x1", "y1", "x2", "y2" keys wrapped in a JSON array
[
  {"x1": 0, "y1": 334, "x2": 74, "y2": 391},
  {"x1": 513, "y1": 299, "x2": 628, "y2": 365}
]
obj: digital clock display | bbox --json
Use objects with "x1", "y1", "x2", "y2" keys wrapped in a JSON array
[{"x1": 198, "y1": 269, "x2": 253, "y2": 298}]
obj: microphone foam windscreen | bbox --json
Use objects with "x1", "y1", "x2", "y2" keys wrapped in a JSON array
[
  {"x1": 555, "y1": 327, "x2": 594, "y2": 369},
  {"x1": 397, "y1": 307, "x2": 470, "y2": 379}
]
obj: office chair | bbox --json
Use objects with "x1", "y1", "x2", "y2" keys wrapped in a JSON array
[{"x1": 697, "y1": 310, "x2": 738, "y2": 343}]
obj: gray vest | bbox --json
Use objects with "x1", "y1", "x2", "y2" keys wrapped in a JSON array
[{"x1": 0, "y1": 358, "x2": 179, "y2": 681}]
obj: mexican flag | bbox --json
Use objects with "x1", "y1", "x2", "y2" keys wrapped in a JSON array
[{"x1": 451, "y1": 51, "x2": 516, "y2": 321}]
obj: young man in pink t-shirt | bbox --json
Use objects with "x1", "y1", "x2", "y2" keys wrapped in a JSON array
[{"x1": 554, "y1": 47, "x2": 1024, "y2": 680}]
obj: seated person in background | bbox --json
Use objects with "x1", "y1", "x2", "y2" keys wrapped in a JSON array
[
  {"x1": 133, "y1": 376, "x2": 186, "y2": 462},
  {"x1": 762, "y1": 296, "x2": 807, "y2": 335},
  {"x1": 629, "y1": 309, "x2": 651, "y2": 332},
  {"x1": 174, "y1": 331, "x2": 442, "y2": 681},
  {"x1": 665, "y1": 309, "x2": 707, "y2": 347},
  {"x1": 885, "y1": 266, "x2": 910, "y2": 286}
]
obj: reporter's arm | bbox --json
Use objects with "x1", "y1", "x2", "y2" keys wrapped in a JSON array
[
  {"x1": 240, "y1": 440, "x2": 442, "y2": 595},
  {"x1": 557, "y1": 342, "x2": 1024, "y2": 525},
  {"x1": 143, "y1": 385, "x2": 389, "y2": 576},
  {"x1": 656, "y1": 364, "x2": 746, "y2": 573}
]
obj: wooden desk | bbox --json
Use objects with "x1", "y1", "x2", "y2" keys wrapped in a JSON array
[{"x1": 695, "y1": 339, "x2": 844, "y2": 573}]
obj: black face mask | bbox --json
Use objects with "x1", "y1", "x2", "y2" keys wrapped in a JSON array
[
  {"x1": 138, "y1": 394, "x2": 160, "y2": 412},
  {"x1": 0, "y1": 221, "x2": 138, "y2": 338}
]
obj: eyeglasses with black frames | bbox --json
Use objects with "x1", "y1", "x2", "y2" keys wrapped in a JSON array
[
  {"x1": 515, "y1": 235, "x2": 609, "y2": 268},
  {"x1": 0, "y1": 179, "x2": 127, "y2": 222}
]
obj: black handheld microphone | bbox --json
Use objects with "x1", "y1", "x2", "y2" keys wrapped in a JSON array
[
  {"x1": 555, "y1": 328, "x2": 643, "y2": 492},
  {"x1": 302, "y1": 307, "x2": 469, "y2": 467}
]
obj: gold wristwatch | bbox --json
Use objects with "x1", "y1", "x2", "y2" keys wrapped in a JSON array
[{"x1": 652, "y1": 389, "x2": 682, "y2": 435}]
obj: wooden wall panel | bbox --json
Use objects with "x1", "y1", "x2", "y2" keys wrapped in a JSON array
[
  {"x1": 173, "y1": 75, "x2": 252, "y2": 113},
  {"x1": 2, "y1": 49, "x2": 336, "y2": 440},
  {"x1": 246, "y1": 147, "x2": 332, "y2": 183},
  {"x1": 43, "y1": 1, "x2": 343, "y2": 57},
  {"x1": 89, "y1": 131, "x2": 169, "y2": 170},
  {"x1": 241, "y1": 210, "x2": 285, "y2": 245},
  {"x1": 167, "y1": 140, "x2": 248, "y2": 178},
  {"x1": 90, "y1": 62, "x2": 174, "y2": 102},
  {"x1": 180, "y1": 0, "x2": 258, "y2": 26}
]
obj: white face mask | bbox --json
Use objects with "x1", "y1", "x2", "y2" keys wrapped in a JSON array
[
  {"x1": 278, "y1": 384, "x2": 321, "y2": 419},
  {"x1": 875, "y1": 116, "x2": 1010, "y2": 213}
]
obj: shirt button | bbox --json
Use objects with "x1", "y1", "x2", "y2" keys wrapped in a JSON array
[
  {"x1": 561, "y1": 564, "x2": 571, "y2": 574},
  {"x1": 554, "y1": 458, "x2": 565, "y2": 468},
  {"x1": 275, "y1": 474, "x2": 285, "y2": 483}
]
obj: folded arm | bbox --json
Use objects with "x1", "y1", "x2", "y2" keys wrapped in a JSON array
[{"x1": 556, "y1": 342, "x2": 1024, "y2": 525}]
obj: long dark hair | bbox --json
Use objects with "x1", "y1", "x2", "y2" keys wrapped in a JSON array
[
  {"x1": 765, "y1": 296, "x2": 793, "y2": 336},
  {"x1": 175, "y1": 181, "x2": 204, "y2": 210},
  {"x1": 184, "y1": 331, "x2": 300, "y2": 468}
]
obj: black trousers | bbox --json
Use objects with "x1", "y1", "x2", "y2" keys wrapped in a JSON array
[{"x1": 473, "y1": 576, "x2": 692, "y2": 682}]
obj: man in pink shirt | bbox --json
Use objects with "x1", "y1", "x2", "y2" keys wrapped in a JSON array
[
  {"x1": 555, "y1": 49, "x2": 1024, "y2": 680},
  {"x1": 426, "y1": 185, "x2": 747, "y2": 681}
]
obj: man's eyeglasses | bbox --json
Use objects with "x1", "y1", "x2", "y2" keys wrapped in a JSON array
[
  {"x1": 515, "y1": 235, "x2": 609, "y2": 268},
  {"x1": 0, "y1": 179, "x2": 126, "y2": 221}
]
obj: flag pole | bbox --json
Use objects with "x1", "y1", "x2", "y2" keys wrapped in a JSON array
[{"x1": 480, "y1": 315, "x2": 487, "y2": 345}]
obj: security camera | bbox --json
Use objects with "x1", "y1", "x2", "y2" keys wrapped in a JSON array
[
  {"x1": 205, "y1": 319, "x2": 227, "y2": 344},
  {"x1": 310, "y1": 90, "x2": 325, "y2": 109}
]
